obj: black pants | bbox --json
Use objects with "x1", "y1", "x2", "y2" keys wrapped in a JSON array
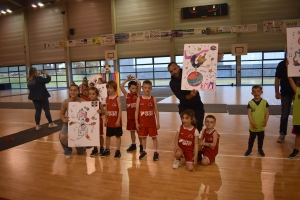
[
  {"x1": 247, "y1": 131, "x2": 265, "y2": 151},
  {"x1": 179, "y1": 107, "x2": 205, "y2": 132},
  {"x1": 32, "y1": 98, "x2": 53, "y2": 125}
]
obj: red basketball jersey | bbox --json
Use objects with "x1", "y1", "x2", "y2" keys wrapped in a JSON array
[
  {"x1": 106, "y1": 95, "x2": 122, "y2": 128},
  {"x1": 202, "y1": 129, "x2": 219, "y2": 151},
  {"x1": 178, "y1": 125, "x2": 199, "y2": 149},
  {"x1": 138, "y1": 96, "x2": 156, "y2": 127},
  {"x1": 126, "y1": 93, "x2": 138, "y2": 120}
]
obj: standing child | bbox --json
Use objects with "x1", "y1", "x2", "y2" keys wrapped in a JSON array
[
  {"x1": 120, "y1": 75, "x2": 142, "y2": 152},
  {"x1": 88, "y1": 87, "x2": 106, "y2": 157},
  {"x1": 198, "y1": 115, "x2": 220, "y2": 165},
  {"x1": 287, "y1": 74, "x2": 300, "y2": 158},
  {"x1": 80, "y1": 84, "x2": 90, "y2": 101},
  {"x1": 135, "y1": 80, "x2": 160, "y2": 161},
  {"x1": 173, "y1": 109, "x2": 199, "y2": 171},
  {"x1": 101, "y1": 80, "x2": 123, "y2": 158},
  {"x1": 244, "y1": 85, "x2": 269, "y2": 157},
  {"x1": 59, "y1": 85, "x2": 86, "y2": 158}
]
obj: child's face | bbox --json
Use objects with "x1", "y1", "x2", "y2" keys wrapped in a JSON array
[
  {"x1": 251, "y1": 88, "x2": 263, "y2": 99},
  {"x1": 205, "y1": 117, "x2": 216, "y2": 129},
  {"x1": 129, "y1": 85, "x2": 137, "y2": 94},
  {"x1": 181, "y1": 114, "x2": 193, "y2": 126},
  {"x1": 107, "y1": 86, "x2": 116, "y2": 95},
  {"x1": 89, "y1": 90, "x2": 98, "y2": 100},
  {"x1": 142, "y1": 83, "x2": 152, "y2": 95},
  {"x1": 69, "y1": 86, "x2": 79, "y2": 97}
]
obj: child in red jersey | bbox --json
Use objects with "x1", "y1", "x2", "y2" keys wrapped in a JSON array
[
  {"x1": 135, "y1": 80, "x2": 160, "y2": 161},
  {"x1": 101, "y1": 80, "x2": 123, "y2": 159},
  {"x1": 120, "y1": 75, "x2": 142, "y2": 152},
  {"x1": 198, "y1": 115, "x2": 220, "y2": 165},
  {"x1": 173, "y1": 109, "x2": 199, "y2": 171},
  {"x1": 88, "y1": 87, "x2": 106, "y2": 157},
  {"x1": 80, "y1": 83, "x2": 90, "y2": 101}
]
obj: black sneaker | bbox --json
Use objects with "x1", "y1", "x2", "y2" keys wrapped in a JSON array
[
  {"x1": 139, "y1": 151, "x2": 147, "y2": 160},
  {"x1": 197, "y1": 151, "x2": 202, "y2": 162},
  {"x1": 100, "y1": 149, "x2": 110, "y2": 157},
  {"x1": 126, "y1": 144, "x2": 137, "y2": 152},
  {"x1": 114, "y1": 150, "x2": 121, "y2": 159},
  {"x1": 99, "y1": 146, "x2": 104, "y2": 155},
  {"x1": 244, "y1": 149, "x2": 252, "y2": 156},
  {"x1": 258, "y1": 149, "x2": 265, "y2": 157},
  {"x1": 90, "y1": 148, "x2": 98, "y2": 157},
  {"x1": 139, "y1": 144, "x2": 143, "y2": 153},
  {"x1": 153, "y1": 152, "x2": 159, "y2": 161},
  {"x1": 289, "y1": 149, "x2": 299, "y2": 159}
]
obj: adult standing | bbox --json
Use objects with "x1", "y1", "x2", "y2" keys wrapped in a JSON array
[
  {"x1": 27, "y1": 67, "x2": 58, "y2": 130},
  {"x1": 275, "y1": 58, "x2": 295, "y2": 143},
  {"x1": 168, "y1": 62, "x2": 205, "y2": 132}
]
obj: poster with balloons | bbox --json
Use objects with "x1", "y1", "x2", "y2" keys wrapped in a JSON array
[
  {"x1": 286, "y1": 27, "x2": 300, "y2": 77},
  {"x1": 181, "y1": 44, "x2": 218, "y2": 91},
  {"x1": 68, "y1": 102, "x2": 100, "y2": 147}
]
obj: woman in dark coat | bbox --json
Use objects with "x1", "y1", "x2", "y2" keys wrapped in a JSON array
[{"x1": 27, "y1": 67, "x2": 57, "y2": 130}]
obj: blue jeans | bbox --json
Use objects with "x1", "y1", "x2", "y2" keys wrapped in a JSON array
[
  {"x1": 32, "y1": 98, "x2": 52, "y2": 125},
  {"x1": 59, "y1": 123, "x2": 86, "y2": 155},
  {"x1": 280, "y1": 95, "x2": 293, "y2": 135}
]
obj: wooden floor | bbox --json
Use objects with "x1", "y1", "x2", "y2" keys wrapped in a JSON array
[{"x1": 0, "y1": 87, "x2": 299, "y2": 200}]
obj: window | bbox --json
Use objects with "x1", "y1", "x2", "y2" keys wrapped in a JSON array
[
  {"x1": 71, "y1": 60, "x2": 113, "y2": 85},
  {"x1": 119, "y1": 56, "x2": 170, "y2": 87},
  {"x1": 0, "y1": 66, "x2": 26, "y2": 89},
  {"x1": 32, "y1": 63, "x2": 67, "y2": 88}
]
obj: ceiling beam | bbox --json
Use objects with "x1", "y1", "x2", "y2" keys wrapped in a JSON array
[{"x1": 5, "y1": 0, "x2": 23, "y2": 8}]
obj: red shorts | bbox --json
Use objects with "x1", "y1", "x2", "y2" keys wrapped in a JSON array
[
  {"x1": 127, "y1": 119, "x2": 136, "y2": 131},
  {"x1": 202, "y1": 147, "x2": 218, "y2": 163},
  {"x1": 100, "y1": 117, "x2": 104, "y2": 136},
  {"x1": 138, "y1": 127, "x2": 157, "y2": 137},
  {"x1": 292, "y1": 125, "x2": 300, "y2": 135},
  {"x1": 178, "y1": 144, "x2": 194, "y2": 162}
]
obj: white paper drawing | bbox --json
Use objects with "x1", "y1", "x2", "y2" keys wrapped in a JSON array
[
  {"x1": 95, "y1": 83, "x2": 107, "y2": 104},
  {"x1": 286, "y1": 27, "x2": 300, "y2": 77},
  {"x1": 68, "y1": 102, "x2": 100, "y2": 147},
  {"x1": 181, "y1": 44, "x2": 218, "y2": 92}
]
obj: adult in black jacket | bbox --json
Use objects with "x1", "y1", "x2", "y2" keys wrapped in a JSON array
[
  {"x1": 27, "y1": 67, "x2": 57, "y2": 130},
  {"x1": 168, "y1": 62, "x2": 205, "y2": 132}
]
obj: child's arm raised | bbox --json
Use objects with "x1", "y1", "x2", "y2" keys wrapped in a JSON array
[
  {"x1": 247, "y1": 107, "x2": 257, "y2": 129},
  {"x1": 153, "y1": 97, "x2": 160, "y2": 130},
  {"x1": 131, "y1": 75, "x2": 141, "y2": 96},
  {"x1": 135, "y1": 97, "x2": 141, "y2": 131},
  {"x1": 120, "y1": 75, "x2": 131, "y2": 96},
  {"x1": 115, "y1": 96, "x2": 122, "y2": 127}
]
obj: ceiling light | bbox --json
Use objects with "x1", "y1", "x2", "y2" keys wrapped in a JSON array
[
  {"x1": 32, "y1": 4, "x2": 37, "y2": 8},
  {"x1": 38, "y1": 2, "x2": 44, "y2": 7},
  {"x1": 6, "y1": 9, "x2": 12, "y2": 13},
  {"x1": 1, "y1": 10, "x2": 6, "y2": 14}
]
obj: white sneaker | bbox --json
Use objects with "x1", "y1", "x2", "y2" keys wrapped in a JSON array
[
  {"x1": 36, "y1": 125, "x2": 41, "y2": 131},
  {"x1": 277, "y1": 135, "x2": 285, "y2": 143},
  {"x1": 173, "y1": 159, "x2": 181, "y2": 169},
  {"x1": 48, "y1": 122, "x2": 58, "y2": 128},
  {"x1": 65, "y1": 155, "x2": 72, "y2": 159}
]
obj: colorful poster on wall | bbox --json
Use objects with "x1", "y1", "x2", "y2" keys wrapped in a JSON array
[
  {"x1": 231, "y1": 25, "x2": 244, "y2": 33},
  {"x1": 68, "y1": 102, "x2": 100, "y2": 147},
  {"x1": 182, "y1": 29, "x2": 195, "y2": 37},
  {"x1": 100, "y1": 34, "x2": 115, "y2": 45},
  {"x1": 286, "y1": 27, "x2": 300, "y2": 77},
  {"x1": 171, "y1": 30, "x2": 183, "y2": 37},
  {"x1": 67, "y1": 40, "x2": 76, "y2": 47},
  {"x1": 161, "y1": 30, "x2": 172, "y2": 38},
  {"x1": 194, "y1": 27, "x2": 207, "y2": 35},
  {"x1": 263, "y1": 21, "x2": 284, "y2": 33},
  {"x1": 92, "y1": 37, "x2": 101, "y2": 44},
  {"x1": 115, "y1": 33, "x2": 130, "y2": 44},
  {"x1": 145, "y1": 29, "x2": 161, "y2": 41},
  {"x1": 206, "y1": 27, "x2": 219, "y2": 35},
  {"x1": 129, "y1": 31, "x2": 145, "y2": 43},
  {"x1": 181, "y1": 44, "x2": 218, "y2": 91},
  {"x1": 284, "y1": 19, "x2": 300, "y2": 28},
  {"x1": 243, "y1": 24, "x2": 257, "y2": 32},
  {"x1": 218, "y1": 26, "x2": 232, "y2": 34}
]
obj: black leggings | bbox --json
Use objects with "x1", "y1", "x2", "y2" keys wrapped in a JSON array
[
  {"x1": 32, "y1": 98, "x2": 53, "y2": 125},
  {"x1": 247, "y1": 131, "x2": 265, "y2": 151}
]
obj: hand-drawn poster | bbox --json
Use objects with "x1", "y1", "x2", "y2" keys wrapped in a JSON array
[
  {"x1": 286, "y1": 27, "x2": 300, "y2": 77},
  {"x1": 68, "y1": 102, "x2": 100, "y2": 147},
  {"x1": 100, "y1": 34, "x2": 115, "y2": 46},
  {"x1": 182, "y1": 44, "x2": 218, "y2": 91},
  {"x1": 89, "y1": 75, "x2": 107, "y2": 104}
]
